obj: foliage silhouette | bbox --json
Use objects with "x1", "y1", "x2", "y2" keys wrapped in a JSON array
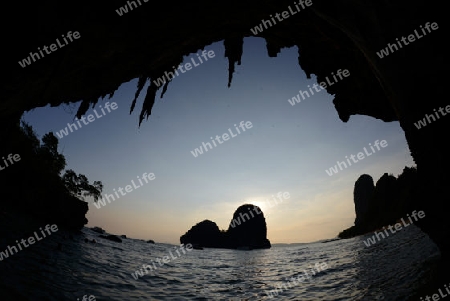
[{"x1": 0, "y1": 122, "x2": 103, "y2": 229}]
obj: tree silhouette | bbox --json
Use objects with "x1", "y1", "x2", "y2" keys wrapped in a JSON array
[
  {"x1": 1, "y1": 122, "x2": 104, "y2": 229},
  {"x1": 62, "y1": 169, "x2": 103, "y2": 201},
  {"x1": 39, "y1": 132, "x2": 66, "y2": 175}
]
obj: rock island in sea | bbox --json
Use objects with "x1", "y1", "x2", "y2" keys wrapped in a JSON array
[{"x1": 180, "y1": 204, "x2": 271, "y2": 250}]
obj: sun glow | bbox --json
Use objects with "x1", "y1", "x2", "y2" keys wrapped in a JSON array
[{"x1": 240, "y1": 191, "x2": 291, "y2": 216}]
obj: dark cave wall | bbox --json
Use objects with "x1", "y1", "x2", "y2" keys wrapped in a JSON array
[
  {"x1": 327, "y1": 1, "x2": 448, "y2": 258},
  {"x1": 1, "y1": 0, "x2": 448, "y2": 261},
  {"x1": 3, "y1": 0, "x2": 402, "y2": 122}
]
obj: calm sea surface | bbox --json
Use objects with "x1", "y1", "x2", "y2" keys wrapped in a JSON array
[{"x1": 0, "y1": 221, "x2": 440, "y2": 300}]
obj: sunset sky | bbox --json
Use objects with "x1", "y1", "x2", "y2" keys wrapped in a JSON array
[{"x1": 22, "y1": 37, "x2": 414, "y2": 245}]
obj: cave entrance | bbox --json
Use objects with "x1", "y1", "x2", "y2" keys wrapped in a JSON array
[{"x1": 20, "y1": 37, "x2": 413, "y2": 245}]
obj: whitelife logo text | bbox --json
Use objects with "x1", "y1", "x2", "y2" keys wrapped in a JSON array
[
  {"x1": 55, "y1": 102, "x2": 118, "y2": 139},
  {"x1": 190, "y1": 121, "x2": 253, "y2": 158}
]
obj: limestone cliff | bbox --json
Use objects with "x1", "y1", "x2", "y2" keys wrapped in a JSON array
[
  {"x1": 180, "y1": 205, "x2": 270, "y2": 249},
  {"x1": 339, "y1": 167, "x2": 419, "y2": 239},
  {"x1": 226, "y1": 204, "x2": 271, "y2": 249},
  {"x1": 353, "y1": 174, "x2": 375, "y2": 227}
]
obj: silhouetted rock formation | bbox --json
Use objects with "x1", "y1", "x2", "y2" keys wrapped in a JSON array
[
  {"x1": 180, "y1": 220, "x2": 224, "y2": 248},
  {"x1": 92, "y1": 227, "x2": 105, "y2": 234},
  {"x1": 226, "y1": 204, "x2": 271, "y2": 249},
  {"x1": 353, "y1": 174, "x2": 375, "y2": 227},
  {"x1": 99, "y1": 234, "x2": 122, "y2": 243},
  {"x1": 338, "y1": 166, "x2": 419, "y2": 239},
  {"x1": 180, "y1": 204, "x2": 271, "y2": 249}
]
